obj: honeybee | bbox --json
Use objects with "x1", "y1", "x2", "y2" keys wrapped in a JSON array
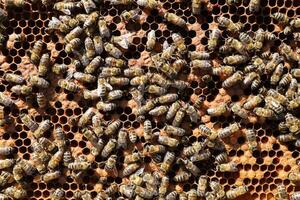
[
  {"x1": 286, "y1": 79, "x2": 298, "y2": 100},
  {"x1": 98, "y1": 19, "x2": 110, "y2": 38},
  {"x1": 121, "y1": 8, "x2": 141, "y2": 22},
  {"x1": 219, "y1": 122, "x2": 240, "y2": 139},
  {"x1": 36, "y1": 92, "x2": 47, "y2": 108},
  {"x1": 130, "y1": 74, "x2": 149, "y2": 86},
  {"x1": 212, "y1": 65, "x2": 235, "y2": 78},
  {"x1": 104, "y1": 154, "x2": 117, "y2": 172},
  {"x1": 124, "y1": 152, "x2": 141, "y2": 164},
  {"x1": 158, "y1": 176, "x2": 169, "y2": 198},
  {"x1": 267, "y1": 89, "x2": 288, "y2": 106},
  {"x1": 208, "y1": 29, "x2": 221, "y2": 51},
  {"x1": 270, "y1": 63, "x2": 284, "y2": 85},
  {"x1": 185, "y1": 104, "x2": 199, "y2": 123},
  {"x1": 272, "y1": 12, "x2": 289, "y2": 24},
  {"x1": 150, "y1": 73, "x2": 171, "y2": 88},
  {"x1": 291, "y1": 192, "x2": 300, "y2": 200},
  {"x1": 146, "y1": 30, "x2": 156, "y2": 51},
  {"x1": 223, "y1": 55, "x2": 248, "y2": 65},
  {"x1": 28, "y1": 75, "x2": 49, "y2": 88},
  {"x1": 249, "y1": 0, "x2": 260, "y2": 12},
  {"x1": 85, "y1": 56, "x2": 103, "y2": 74},
  {"x1": 10, "y1": 85, "x2": 32, "y2": 96},
  {"x1": 218, "y1": 16, "x2": 242, "y2": 32},
  {"x1": 117, "y1": 128, "x2": 128, "y2": 149},
  {"x1": 84, "y1": 37, "x2": 96, "y2": 61},
  {"x1": 226, "y1": 185, "x2": 248, "y2": 199},
  {"x1": 52, "y1": 63, "x2": 67, "y2": 75},
  {"x1": 120, "y1": 184, "x2": 135, "y2": 198},
  {"x1": 166, "y1": 191, "x2": 178, "y2": 200},
  {"x1": 32, "y1": 152, "x2": 47, "y2": 174},
  {"x1": 172, "y1": 107, "x2": 185, "y2": 127},
  {"x1": 157, "y1": 94, "x2": 178, "y2": 104},
  {"x1": 160, "y1": 151, "x2": 175, "y2": 173},
  {"x1": 144, "y1": 120, "x2": 153, "y2": 141},
  {"x1": 58, "y1": 79, "x2": 78, "y2": 92},
  {"x1": 217, "y1": 161, "x2": 238, "y2": 172},
  {"x1": 105, "y1": 57, "x2": 125, "y2": 69},
  {"x1": 65, "y1": 38, "x2": 81, "y2": 53},
  {"x1": 285, "y1": 113, "x2": 300, "y2": 134},
  {"x1": 288, "y1": 171, "x2": 300, "y2": 183},
  {"x1": 122, "y1": 163, "x2": 140, "y2": 177},
  {"x1": 37, "y1": 53, "x2": 51, "y2": 77},
  {"x1": 33, "y1": 119, "x2": 51, "y2": 139},
  {"x1": 30, "y1": 40, "x2": 43, "y2": 64},
  {"x1": 287, "y1": 96, "x2": 300, "y2": 111},
  {"x1": 48, "y1": 149, "x2": 64, "y2": 170},
  {"x1": 12, "y1": 163, "x2": 25, "y2": 181},
  {"x1": 190, "y1": 60, "x2": 211, "y2": 71},
  {"x1": 128, "y1": 130, "x2": 138, "y2": 144},
  {"x1": 4, "y1": 73, "x2": 24, "y2": 84},
  {"x1": 39, "y1": 137, "x2": 56, "y2": 152},
  {"x1": 68, "y1": 160, "x2": 90, "y2": 171},
  {"x1": 145, "y1": 144, "x2": 166, "y2": 154},
  {"x1": 136, "y1": 0, "x2": 161, "y2": 10},
  {"x1": 278, "y1": 133, "x2": 296, "y2": 143},
  {"x1": 136, "y1": 99, "x2": 157, "y2": 116},
  {"x1": 244, "y1": 129, "x2": 258, "y2": 152},
  {"x1": 253, "y1": 107, "x2": 276, "y2": 118},
  {"x1": 231, "y1": 103, "x2": 248, "y2": 119},
  {"x1": 63, "y1": 150, "x2": 73, "y2": 167},
  {"x1": 0, "y1": 93, "x2": 13, "y2": 107},
  {"x1": 20, "y1": 113, "x2": 38, "y2": 131},
  {"x1": 280, "y1": 43, "x2": 300, "y2": 62},
  {"x1": 92, "y1": 36, "x2": 104, "y2": 55},
  {"x1": 105, "y1": 120, "x2": 121, "y2": 136},
  {"x1": 158, "y1": 135, "x2": 179, "y2": 148},
  {"x1": 0, "y1": 159, "x2": 14, "y2": 170},
  {"x1": 164, "y1": 124, "x2": 185, "y2": 136},
  {"x1": 3, "y1": 186, "x2": 27, "y2": 199},
  {"x1": 17, "y1": 158, "x2": 36, "y2": 175},
  {"x1": 43, "y1": 171, "x2": 61, "y2": 182},
  {"x1": 149, "y1": 105, "x2": 169, "y2": 117},
  {"x1": 222, "y1": 71, "x2": 243, "y2": 88},
  {"x1": 74, "y1": 72, "x2": 96, "y2": 83},
  {"x1": 161, "y1": 44, "x2": 177, "y2": 61},
  {"x1": 147, "y1": 85, "x2": 167, "y2": 96},
  {"x1": 178, "y1": 159, "x2": 200, "y2": 176},
  {"x1": 275, "y1": 185, "x2": 289, "y2": 200},
  {"x1": 291, "y1": 18, "x2": 300, "y2": 28},
  {"x1": 101, "y1": 67, "x2": 122, "y2": 77},
  {"x1": 51, "y1": 188, "x2": 65, "y2": 200},
  {"x1": 225, "y1": 38, "x2": 246, "y2": 55},
  {"x1": 135, "y1": 186, "x2": 155, "y2": 199},
  {"x1": 164, "y1": 12, "x2": 186, "y2": 27},
  {"x1": 97, "y1": 102, "x2": 117, "y2": 113},
  {"x1": 101, "y1": 139, "x2": 117, "y2": 158},
  {"x1": 81, "y1": 0, "x2": 96, "y2": 14},
  {"x1": 109, "y1": 0, "x2": 133, "y2": 5},
  {"x1": 207, "y1": 103, "x2": 229, "y2": 117},
  {"x1": 172, "y1": 33, "x2": 187, "y2": 54},
  {"x1": 173, "y1": 171, "x2": 191, "y2": 182},
  {"x1": 53, "y1": 2, "x2": 81, "y2": 15},
  {"x1": 265, "y1": 96, "x2": 285, "y2": 114},
  {"x1": 265, "y1": 53, "x2": 282, "y2": 74}
]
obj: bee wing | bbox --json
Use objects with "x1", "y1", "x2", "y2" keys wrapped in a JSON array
[
  {"x1": 163, "y1": 40, "x2": 170, "y2": 50},
  {"x1": 48, "y1": 17, "x2": 61, "y2": 29},
  {"x1": 115, "y1": 33, "x2": 133, "y2": 49},
  {"x1": 134, "y1": 166, "x2": 144, "y2": 176}
]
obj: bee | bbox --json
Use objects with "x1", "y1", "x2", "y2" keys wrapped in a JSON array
[
  {"x1": 4, "y1": 73, "x2": 25, "y2": 84},
  {"x1": 172, "y1": 33, "x2": 187, "y2": 54},
  {"x1": 231, "y1": 103, "x2": 248, "y2": 119},
  {"x1": 190, "y1": 149, "x2": 212, "y2": 162},
  {"x1": 158, "y1": 176, "x2": 169, "y2": 198},
  {"x1": 68, "y1": 160, "x2": 90, "y2": 171},
  {"x1": 207, "y1": 103, "x2": 229, "y2": 117},
  {"x1": 12, "y1": 163, "x2": 25, "y2": 181},
  {"x1": 288, "y1": 96, "x2": 300, "y2": 111},
  {"x1": 33, "y1": 119, "x2": 51, "y2": 139},
  {"x1": 0, "y1": 105, "x2": 5, "y2": 126},
  {"x1": 83, "y1": 57, "x2": 102, "y2": 74},
  {"x1": 51, "y1": 63, "x2": 67, "y2": 75},
  {"x1": 267, "y1": 89, "x2": 288, "y2": 106},
  {"x1": 124, "y1": 152, "x2": 141, "y2": 164},
  {"x1": 91, "y1": 36, "x2": 104, "y2": 56},
  {"x1": 122, "y1": 163, "x2": 140, "y2": 177},
  {"x1": 190, "y1": 60, "x2": 212, "y2": 71},
  {"x1": 286, "y1": 78, "x2": 298, "y2": 100},
  {"x1": 54, "y1": 127, "x2": 66, "y2": 149},
  {"x1": 104, "y1": 155, "x2": 117, "y2": 172},
  {"x1": 172, "y1": 59, "x2": 187, "y2": 75},
  {"x1": 74, "y1": 72, "x2": 96, "y2": 83},
  {"x1": 249, "y1": 0, "x2": 260, "y2": 12},
  {"x1": 105, "y1": 57, "x2": 126, "y2": 69},
  {"x1": 285, "y1": 113, "x2": 300, "y2": 134},
  {"x1": 215, "y1": 152, "x2": 228, "y2": 164},
  {"x1": 222, "y1": 71, "x2": 243, "y2": 88},
  {"x1": 149, "y1": 105, "x2": 169, "y2": 117},
  {"x1": 280, "y1": 43, "x2": 300, "y2": 62},
  {"x1": 218, "y1": 16, "x2": 243, "y2": 32},
  {"x1": 164, "y1": 12, "x2": 186, "y2": 27},
  {"x1": 136, "y1": 99, "x2": 157, "y2": 116},
  {"x1": 58, "y1": 79, "x2": 78, "y2": 92},
  {"x1": 136, "y1": 0, "x2": 161, "y2": 10},
  {"x1": 171, "y1": 80, "x2": 188, "y2": 91},
  {"x1": 36, "y1": 92, "x2": 47, "y2": 108},
  {"x1": 142, "y1": 120, "x2": 152, "y2": 142},
  {"x1": 183, "y1": 141, "x2": 207, "y2": 157},
  {"x1": 53, "y1": 2, "x2": 81, "y2": 15},
  {"x1": 98, "y1": 19, "x2": 110, "y2": 38},
  {"x1": 288, "y1": 171, "x2": 300, "y2": 183},
  {"x1": 128, "y1": 130, "x2": 138, "y2": 144},
  {"x1": 117, "y1": 128, "x2": 128, "y2": 149},
  {"x1": 218, "y1": 122, "x2": 240, "y2": 139},
  {"x1": 109, "y1": 0, "x2": 133, "y2": 5},
  {"x1": 3, "y1": 186, "x2": 27, "y2": 199},
  {"x1": 160, "y1": 151, "x2": 175, "y2": 173},
  {"x1": 120, "y1": 184, "x2": 135, "y2": 198},
  {"x1": 0, "y1": 159, "x2": 14, "y2": 170},
  {"x1": 48, "y1": 149, "x2": 64, "y2": 170},
  {"x1": 275, "y1": 184, "x2": 289, "y2": 200},
  {"x1": 185, "y1": 104, "x2": 199, "y2": 123},
  {"x1": 291, "y1": 192, "x2": 300, "y2": 200},
  {"x1": 84, "y1": 37, "x2": 96, "y2": 61},
  {"x1": 29, "y1": 77, "x2": 49, "y2": 90},
  {"x1": 30, "y1": 40, "x2": 43, "y2": 64},
  {"x1": 145, "y1": 144, "x2": 166, "y2": 154},
  {"x1": 158, "y1": 135, "x2": 179, "y2": 148},
  {"x1": 130, "y1": 74, "x2": 149, "y2": 86},
  {"x1": 107, "y1": 90, "x2": 123, "y2": 101},
  {"x1": 121, "y1": 8, "x2": 141, "y2": 23},
  {"x1": 278, "y1": 121, "x2": 289, "y2": 134},
  {"x1": 158, "y1": 94, "x2": 178, "y2": 105},
  {"x1": 207, "y1": 29, "x2": 221, "y2": 51},
  {"x1": 101, "y1": 139, "x2": 117, "y2": 158},
  {"x1": 146, "y1": 30, "x2": 156, "y2": 51},
  {"x1": 278, "y1": 73, "x2": 293, "y2": 89},
  {"x1": 20, "y1": 113, "x2": 38, "y2": 131},
  {"x1": 43, "y1": 171, "x2": 61, "y2": 182},
  {"x1": 17, "y1": 158, "x2": 36, "y2": 176},
  {"x1": 37, "y1": 53, "x2": 51, "y2": 77},
  {"x1": 10, "y1": 85, "x2": 32, "y2": 96},
  {"x1": 65, "y1": 38, "x2": 81, "y2": 53},
  {"x1": 82, "y1": 128, "x2": 100, "y2": 149},
  {"x1": 165, "y1": 124, "x2": 185, "y2": 136},
  {"x1": 100, "y1": 67, "x2": 122, "y2": 78},
  {"x1": 265, "y1": 96, "x2": 285, "y2": 114},
  {"x1": 245, "y1": 129, "x2": 258, "y2": 152},
  {"x1": 32, "y1": 152, "x2": 47, "y2": 174},
  {"x1": 105, "y1": 120, "x2": 121, "y2": 136},
  {"x1": 0, "y1": 93, "x2": 13, "y2": 107},
  {"x1": 225, "y1": 38, "x2": 246, "y2": 55},
  {"x1": 278, "y1": 133, "x2": 296, "y2": 143},
  {"x1": 191, "y1": 0, "x2": 205, "y2": 14},
  {"x1": 81, "y1": 0, "x2": 96, "y2": 14},
  {"x1": 272, "y1": 12, "x2": 289, "y2": 24},
  {"x1": 188, "y1": 51, "x2": 210, "y2": 60},
  {"x1": 124, "y1": 67, "x2": 144, "y2": 77},
  {"x1": 212, "y1": 65, "x2": 235, "y2": 78},
  {"x1": 223, "y1": 55, "x2": 248, "y2": 65},
  {"x1": 226, "y1": 185, "x2": 248, "y2": 199},
  {"x1": 166, "y1": 191, "x2": 178, "y2": 200},
  {"x1": 171, "y1": 107, "x2": 185, "y2": 127},
  {"x1": 135, "y1": 186, "x2": 154, "y2": 199},
  {"x1": 178, "y1": 159, "x2": 200, "y2": 176},
  {"x1": 63, "y1": 150, "x2": 73, "y2": 167},
  {"x1": 51, "y1": 188, "x2": 65, "y2": 200},
  {"x1": 243, "y1": 72, "x2": 259, "y2": 87},
  {"x1": 160, "y1": 44, "x2": 177, "y2": 61},
  {"x1": 291, "y1": 18, "x2": 300, "y2": 28},
  {"x1": 173, "y1": 171, "x2": 191, "y2": 182},
  {"x1": 270, "y1": 63, "x2": 284, "y2": 85},
  {"x1": 147, "y1": 85, "x2": 167, "y2": 96},
  {"x1": 217, "y1": 161, "x2": 238, "y2": 172}
]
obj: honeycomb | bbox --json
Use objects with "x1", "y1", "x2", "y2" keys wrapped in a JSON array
[{"x1": 0, "y1": 0, "x2": 299, "y2": 199}]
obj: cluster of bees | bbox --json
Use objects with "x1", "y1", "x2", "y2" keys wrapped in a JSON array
[{"x1": 0, "y1": 0, "x2": 300, "y2": 199}]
